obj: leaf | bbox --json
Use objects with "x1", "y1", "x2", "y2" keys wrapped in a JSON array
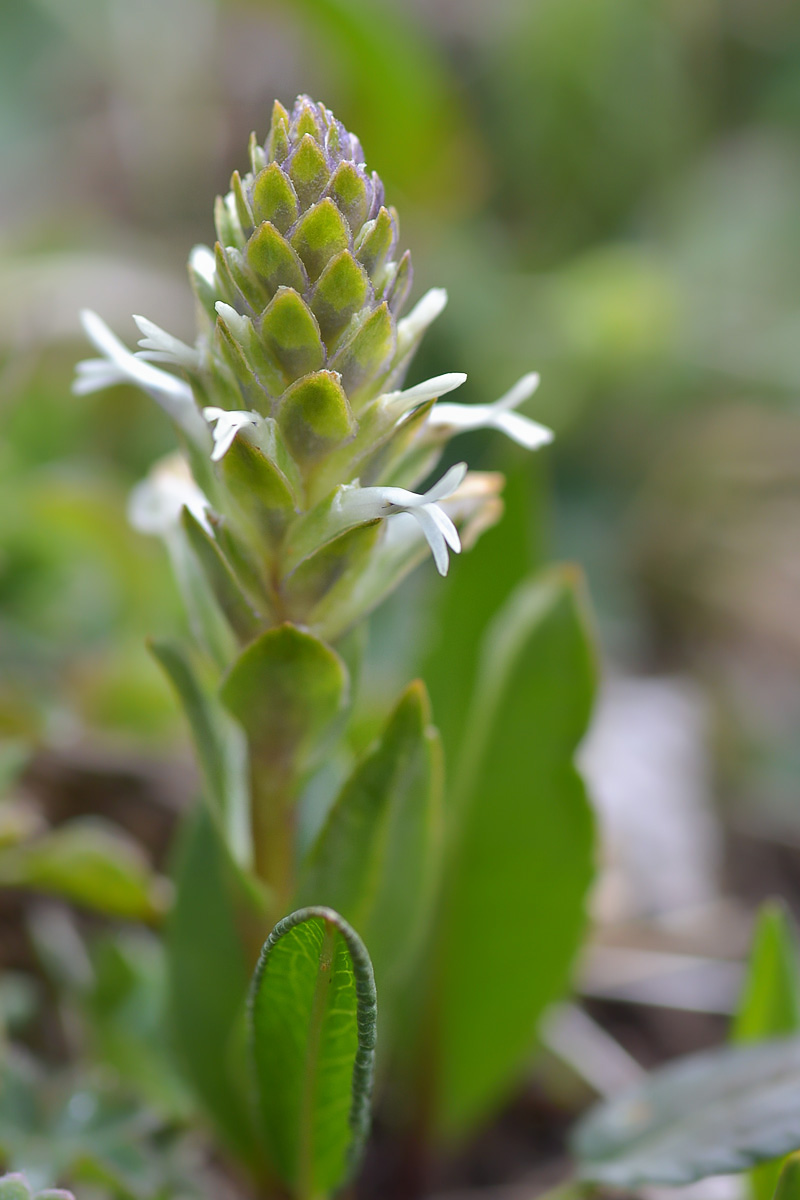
[
  {"x1": 248, "y1": 222, "x2": 308, "y2": 296},
  {"x1": 774, "y1": 1153, "x2": 800, "y2": 1200},
  {"x1": 421, "y1": 465, "x2": 542, "y2": 768},
  {"x1": 248, "y1": 905, "x2": 377, "y2": 1197},
  {"x1": 298, "y1": 681, "x2": 442, "y2": 997},
  {"x1": 0, "y1": 818, "x2": 168, "y2": 922},
  {"x1": 734, "y1": 902, "x2": 800, "y2": 1044},
  {"x1": 148, "y1": 638, "x2": 251, "y2": 870},
  {"x1": 572, "y1": 1036, "x2": 800, "y2": 1188},
  {"x1": 180, "y1": 508, "x2": 263, "y2": 640},
  {"x1": 252, "y1": 162, "x2": 299, "y2": 232},
  {"x1": 260, "y1": 287, "x2": 325, "y2": 384},
  {"x1": 277, "y1": 369, "x2": 356, "y2": 463},
  {"x1": 432, "y1": 566, "x2": 596, "y2": 1138},
  {"x1": 290, "y1": 198, "x2": 350, "y2": 284},
  {"x1": 166, "y1": 807, "x2": 264, "y2": 1169},
  {"x1": 219, "y1": 624, "x2": 349, "y2": 770},
  {"x1": 733, "y1": 902, "x2": 800, "y2": 1200}
]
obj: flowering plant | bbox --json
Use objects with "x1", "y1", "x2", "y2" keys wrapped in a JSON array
[{"x1": 71, "y1": 95, "x2": 594, "y2": 1195}]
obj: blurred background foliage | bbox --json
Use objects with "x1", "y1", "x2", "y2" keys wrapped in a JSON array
[{"x1": 2, "y1": 0, "x2": 800, "y2": 838}]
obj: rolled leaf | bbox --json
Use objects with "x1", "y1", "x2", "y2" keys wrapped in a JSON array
[{"x1": 248, "y1": 905, "x2": 377, "y2": 1196}]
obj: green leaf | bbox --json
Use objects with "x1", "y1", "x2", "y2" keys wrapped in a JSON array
[
  {"x1": 219, "y1": 417, "x2": 301, "y2": 536},
  {"x1": 290, "y1": 198, "x2": 350, "y2": 284},
  {"x1": 327, "y1": 160, "x2": 369, "y2": 233},
  {"x1": 166, "y1": 807, "x2": 264, "y2": 1169},
  {"x1": 421, "y1": 466, "x2": 541, "y2": 771},
  {"x1": 733, "y1": 901, "x2": 800, "y2": 1200},
  {"x1": 432, "y1": 566, "x2": 596, "y2": 1138},
  {"x1": 149, "y1": 638, "x2": 251, "y2": 869},
  {"x1": 251, "y1": 162, "x2": 299, "y2": 232},
  {"x1": 288, "y1": 134, "x2": 330, "y2": 209},
  {"x1": 774, "y1": 1153, "x2": 800, "y2": 1200},
  {"x1": 277, "y1": 369, "x2": 356, "y2": 462},
  {"x1": 285, "y1": 522, "x2": 382, "y2": 621},
  {"x1": 248, "y1": 906, "x2": 377, "y2": 1197},
  {"x1": 311, "y1": 250, "x2": 371, "y2": 345},
  {"x1": 384, "y1": 249, "x2": 413, "y2": 314},
  {"x1": 298, "y1": 682, "x2": 442, "y2": 997},
  {"x1": 220, "y1": 624, "x2": 349, "y2": 769},
  {"x1": 330, "y1": 302, "x2": 395, "y2": 402},
  {"x1": 260, "y1": 287, "x2": 325, "y2": 384},
  {"x1": 573, "y1": 1036, "x2": 800, "y2": 1188},
  {"x1": 0, "y1": 818, "x2": 168, "y2": 922},
  {"x1": 181, "y1": 509, "x2": 264, "y2": 640},
  {"x1": 354, "y1": 207, "x2": 396, "y2": 278},
  {"x1": 735, "y1": 902, "x2": 800, "y2": 1043},
  {"x1": 248, "y1": 222, "x2": 308, "y2": 296},
  {"x1": 231, "y1": 169, "x2": 254, "y2": 235}
]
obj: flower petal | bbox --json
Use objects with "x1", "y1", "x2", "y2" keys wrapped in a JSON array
[
  {"x1": 423, "y1": 460, "x2": 468, "y2": 503},
  {"x1": 133, "y1": 314, "x2": 200, "y2": 369},
  {"x1": 404, "y1": 505, "x2": 450, "y2": 575},
  {"x1": 494, "y1": 371, "x2": 540, "y2": 412}
]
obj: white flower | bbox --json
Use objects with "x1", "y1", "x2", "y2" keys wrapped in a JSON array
[
  {"x1": 381, "y1": 371, "x2": 467, "y2": 419},
  {"x1": 203, "y1": 407, "x2": 260, "y2": 462},
  {"x1": 337, "y1": 462, "x2": 467, "y2": 576},
  {"x1": 427, "y1": 372, "x2": 553, "y2": 451},
  {"x1": 133, "y1": 314, "x2": 200, "y2": 369},
  {"x1": 128, "y1": 453, "x2": 211, "y2": 536},
  {"x1": 73, "y1": 310, "x2": 210, "y2": 449},
  {"x1": 394, "y1": 288, "x2": 449, "y2": 361}
]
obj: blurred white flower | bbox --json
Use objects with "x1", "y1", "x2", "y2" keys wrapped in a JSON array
[
  {"x1": 128, "y1": 453, "x2": 210, "y2": 536},
  {"x1": 73, "y1": 310, "x2": 209, "y2": 448}
]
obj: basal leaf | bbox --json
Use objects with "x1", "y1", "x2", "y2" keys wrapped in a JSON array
[
  {"x1": 0, "y1": 819, "x2": 167, "y2": 922},
  {"x1": 166, "y1": 807, "x2": 265, "y2": 1170},
  {"x1": 573, "y1": 1037, "x2": 800, "y2": 1188},
  {"x1": 298, "y1": 681, "x2": 443, "y2": 997},
  {"x1": 734, "y1": 902, "x2": 800, "y2": 1044},
  {"x1": 433, "y1": 566, "x2": 596, "y2": 1138},
  {"x1": 421, "y1": 466, "x2": 542, "y2": 768},
  {"x1": 248, "y1": 906, "x2": 377, "y2": 1196},
  {"x1": 774, "y1": 1153, "x2": 800, "y2": 1200},
  {"x1": 733, "y1": 902, "x2": 800, "y2": 1200}
]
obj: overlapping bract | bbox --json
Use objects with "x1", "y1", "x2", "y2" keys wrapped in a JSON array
[{"x1": 75, "y1": 96, "x2": 553, "y2": 644}]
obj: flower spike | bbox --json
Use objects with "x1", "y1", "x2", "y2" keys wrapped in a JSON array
[{"x1": 76, "y1": 96, "x2": 556, "y2": 635}]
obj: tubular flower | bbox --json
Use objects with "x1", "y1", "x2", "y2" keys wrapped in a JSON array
[{"x1": 74, "y1": 96, "x2": 553, "y2": 639}]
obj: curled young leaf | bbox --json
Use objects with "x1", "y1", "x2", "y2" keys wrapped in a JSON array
[{"x1": 249, "y1": 906, "x2": 377, "y2": 1197}]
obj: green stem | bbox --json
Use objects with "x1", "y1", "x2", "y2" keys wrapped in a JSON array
[{"x1": 251, "y1": 757, "x2": 297, "y2": 919}]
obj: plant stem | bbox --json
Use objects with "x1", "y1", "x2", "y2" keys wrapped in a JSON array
[{"x1": 251, "y1": 757, "x2": 297, "y2": 919}]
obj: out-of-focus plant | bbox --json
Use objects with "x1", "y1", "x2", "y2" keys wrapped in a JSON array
[{"x1": 75, "y1": 95, "x2": 595, "y2": 1195}]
